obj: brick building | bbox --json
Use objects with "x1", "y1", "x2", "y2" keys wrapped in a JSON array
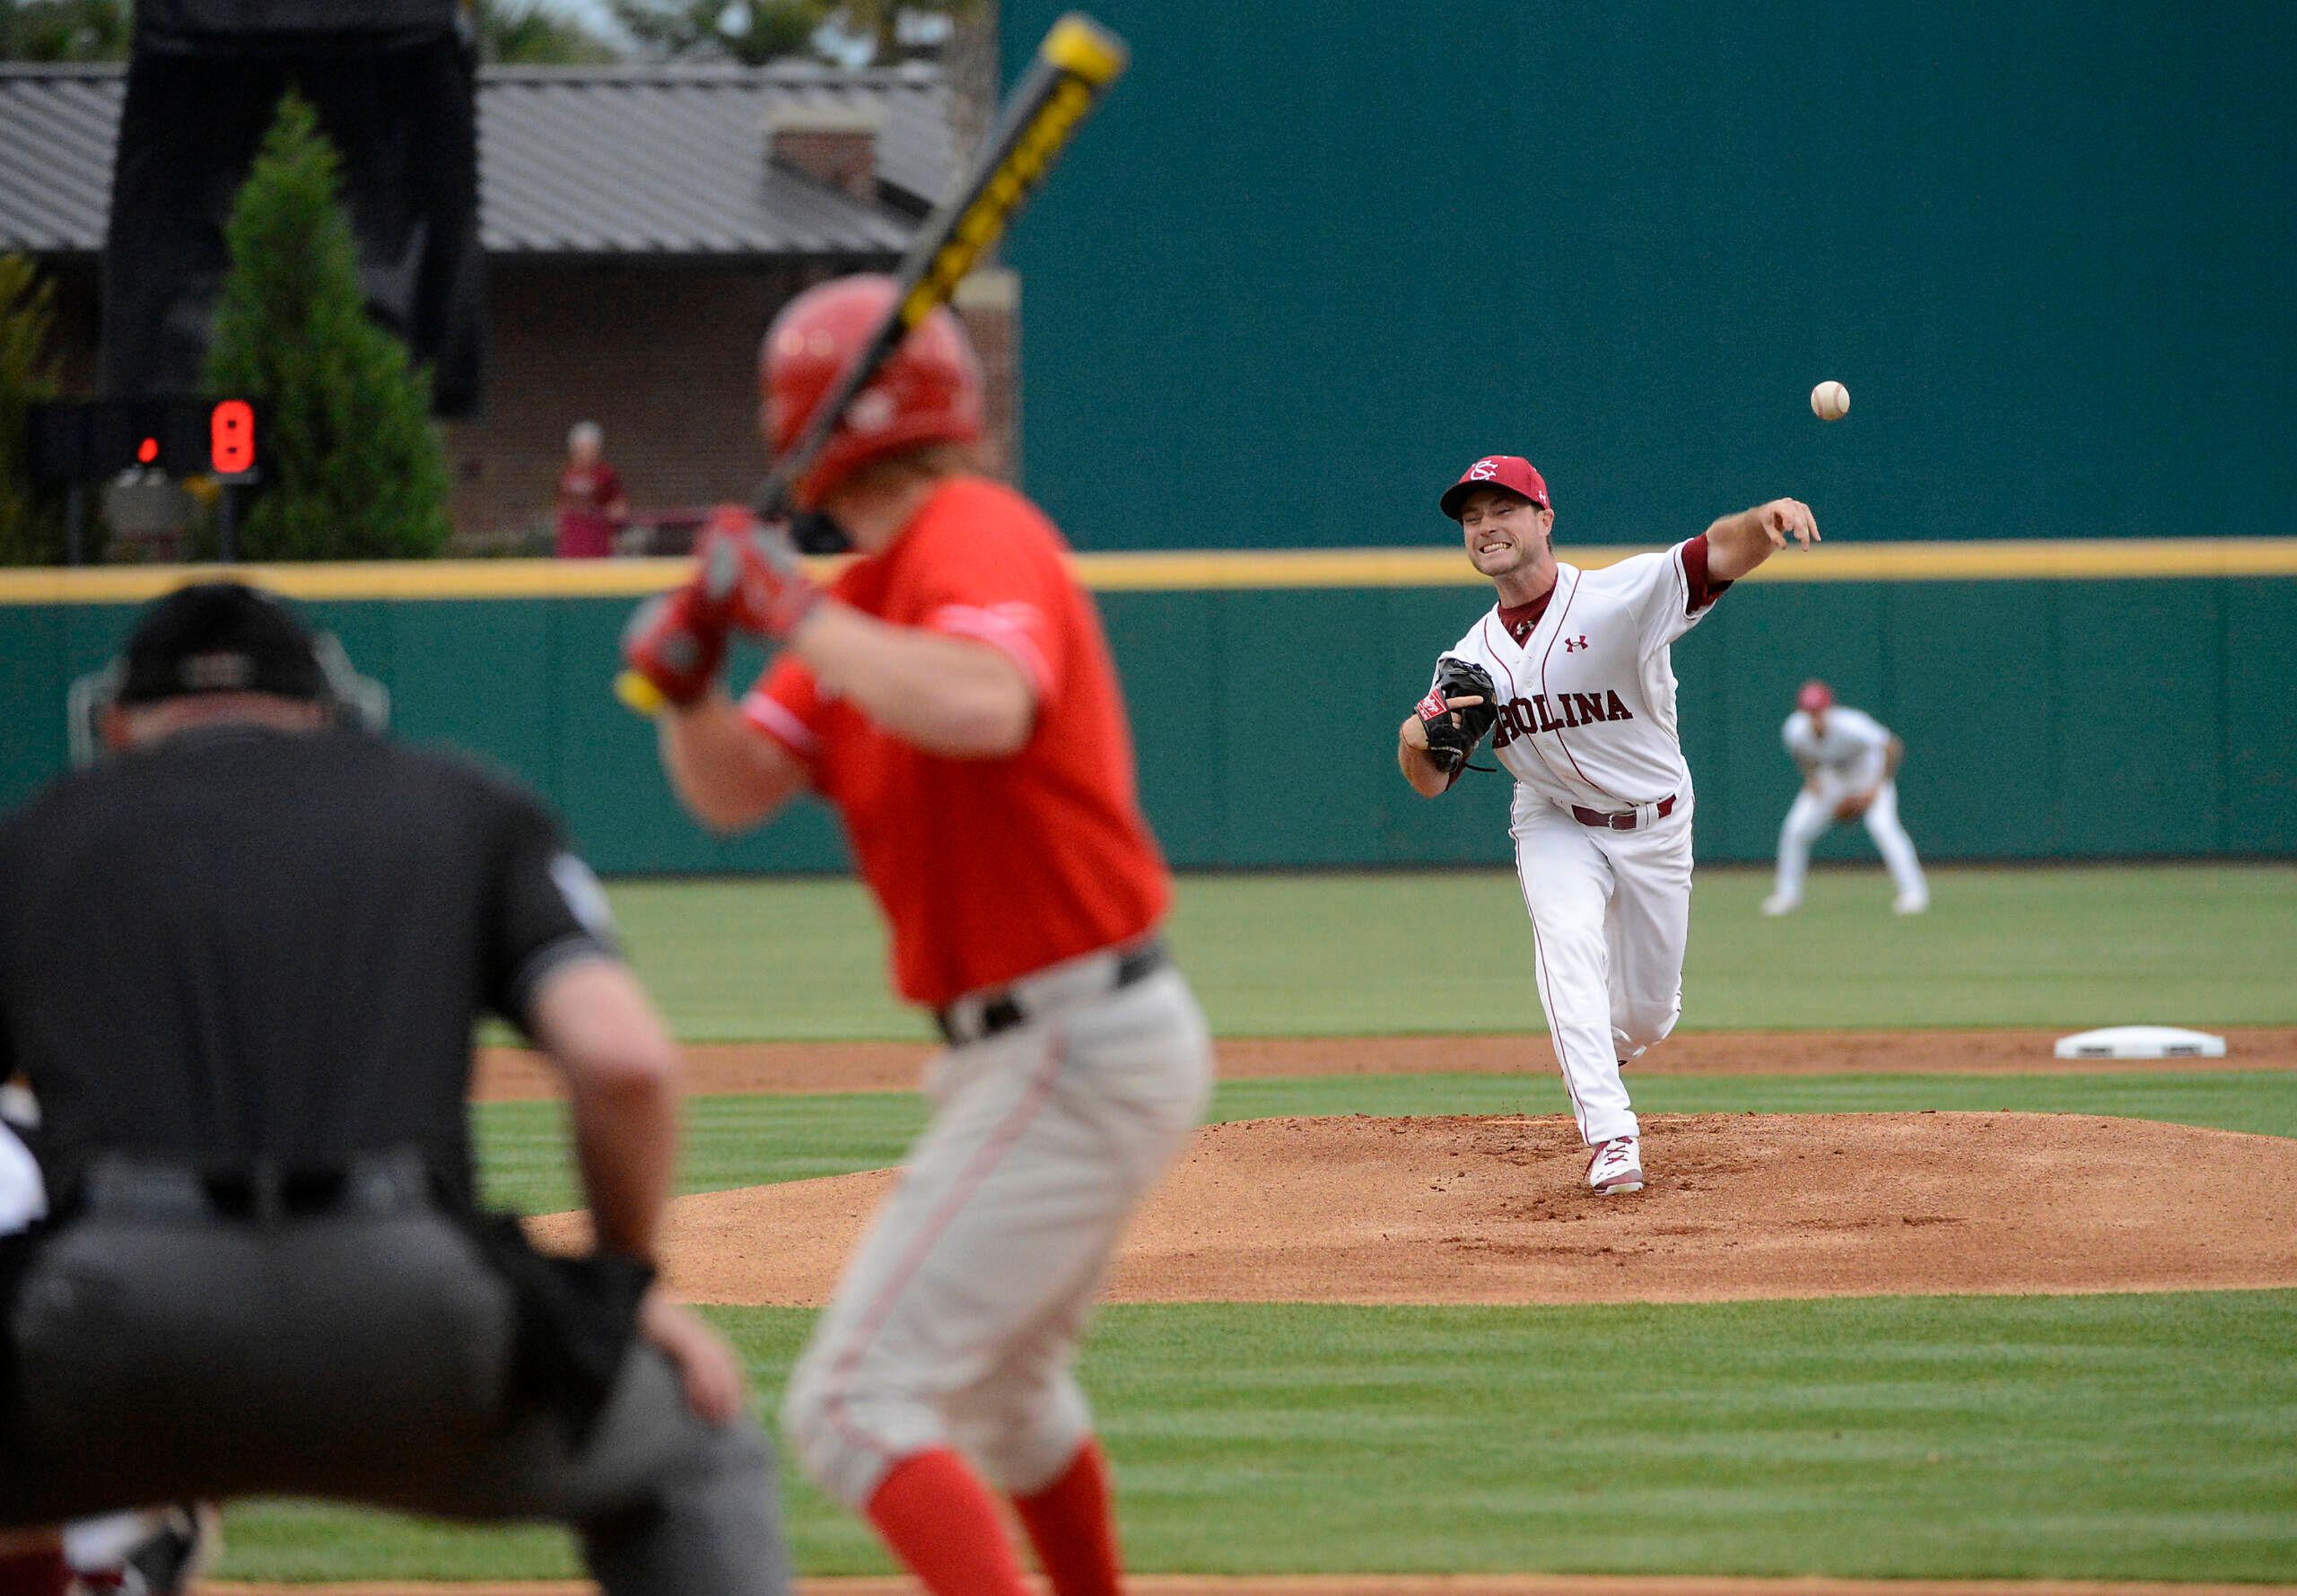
[{"x1": 0, "y1": 61, "x2": 1017, "y2": 547}]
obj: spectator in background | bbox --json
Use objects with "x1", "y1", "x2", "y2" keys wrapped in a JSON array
[{"x1": 556, "y1": 422, "x2": 627, "y2": 558}]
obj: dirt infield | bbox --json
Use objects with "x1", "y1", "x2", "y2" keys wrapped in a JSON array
[
  {"x1": 204, "y1": 1576, "x2": 2297, "y2": 1595},
  {"x1": 472, "y1": 1027, "x2": 2297, "y2": 1101},
  {"x1": 525, "y1": 1111, "x2": 2297, "y2": 1306}
]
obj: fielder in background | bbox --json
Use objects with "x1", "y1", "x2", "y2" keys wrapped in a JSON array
[
  {"x1": 624, "y1": 275, "x2": 1211, "y2": 1596},
  {"x1": 1396, "y1": 457, "x2": 1818, "y2": 1196},
  {"x1": 1762, "y1": 680, "x2": 1928, "y2": 916}
]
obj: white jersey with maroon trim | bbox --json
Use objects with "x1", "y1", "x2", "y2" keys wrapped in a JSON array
[
  {"x1": 1435, "y1": 541, "x2": 1724, "y2": 815},
  {"x1": 1783, "y1": 705, "x2": 1891, "y2": 791}
]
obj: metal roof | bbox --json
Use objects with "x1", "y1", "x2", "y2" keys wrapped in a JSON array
[{"x1": 0, "y1": 60, "x2": 956, "y2": 258}]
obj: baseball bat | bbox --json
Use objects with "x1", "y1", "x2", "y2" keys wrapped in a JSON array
[
  {"x1": 755, "y1": 12, "x2": 1129, "y2": 517},
  {"x1": 615, "y1": 13, "x2": 1127, "y2": 718}
]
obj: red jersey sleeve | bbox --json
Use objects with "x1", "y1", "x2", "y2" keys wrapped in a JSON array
[
  {"x1": 902, "y1": 509, "x2": 1072, "y2": 702},
  {"x1": 738, "y1": 652, "x2": 828, "y2": 764}
]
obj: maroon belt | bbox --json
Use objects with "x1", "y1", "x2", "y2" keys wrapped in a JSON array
[{"x1": 1571, "y1": 794, "x2": 1677, "y2": 831}]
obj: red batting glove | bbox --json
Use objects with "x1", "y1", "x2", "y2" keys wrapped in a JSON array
[
  {"x1": 619, "y1": 582, "x2": 729, "y2": 712},
  {"x1": 694, "y1": 504, "x2": 821, "y2": 641}
]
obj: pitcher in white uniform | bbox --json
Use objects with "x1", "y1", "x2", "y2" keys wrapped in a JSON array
[
  {"x1": 1396, "y1": 455, "x2": 1819, "y2": 1194},
  {"x1": 1761, "y1": 680, "x2": 1927, "y2": 916}
]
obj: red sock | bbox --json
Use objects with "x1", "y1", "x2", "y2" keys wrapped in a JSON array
[
  {"x1": 865, "y1": 1447, "x2": 1033, "y2": 1596},
  {"x1": 1012, "y1": 1440, "x2": 1123, "y2": 1596},
  {"x1": 0, "y1": 1545, "x2": 68, "y2": 1596}
]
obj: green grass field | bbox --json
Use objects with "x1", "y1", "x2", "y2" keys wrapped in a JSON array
[
  {"x1": 223, "y1": 1292, "x2": 2297, "y2": 1583},
  {"x1": 607, "y1": 863, "x2": 2297, "y2": 1039},
  {"x1": 221, "y1": 863, "x2": 2297, "y2": 1583}
]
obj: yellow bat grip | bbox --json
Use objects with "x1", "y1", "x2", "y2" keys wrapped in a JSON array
[
  {"x1": 1042, "y1": 13, "x2": 1129, "y2": 84},
  {"x1": 615, "y1": 669, "x2": 669, "y2": 718}
]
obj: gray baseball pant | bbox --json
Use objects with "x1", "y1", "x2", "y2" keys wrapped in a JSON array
[{"x1": 1, "y1": 1206, "x2": 787, "y2": 1596}]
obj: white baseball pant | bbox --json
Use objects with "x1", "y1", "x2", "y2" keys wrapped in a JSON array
[
  {"x1": 782, "y1": 959, "x2": 1210, "y2": 1511},
  {"x1": 1511, "y1": 789, "x2": 1694, "y2": 1147},
  {"x1": 0, "y1": 1121, "x2": 42, "y2": 1234},
  {"x1": 1771, "y1": 779, "x2": 1926, "y2": 906}
]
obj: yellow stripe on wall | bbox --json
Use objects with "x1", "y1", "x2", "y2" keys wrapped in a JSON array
[{"x1": 0, "y1": 538, "x2": 2291, "y2": 604}]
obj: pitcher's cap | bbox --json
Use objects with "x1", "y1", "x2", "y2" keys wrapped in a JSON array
[{"x1": 1440, "y1": 456, "x2": 1550, "y2": 519}]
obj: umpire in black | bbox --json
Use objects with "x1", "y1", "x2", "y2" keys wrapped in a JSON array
[{"x1": 0, "y1": 583, "x2": 788, "y2": 1596}]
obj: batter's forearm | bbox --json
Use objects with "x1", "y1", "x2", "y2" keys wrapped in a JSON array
[
  {"x1": 791, "y1": 603, "x2": 1035, "y2": 757},
  {"x1": 659, "y1": 691, "x2": 804, "y2": 833}
]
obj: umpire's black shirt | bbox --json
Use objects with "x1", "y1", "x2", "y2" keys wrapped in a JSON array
[{"x1": 0, "y1": 725, "x2": 614, "y2": 1214}]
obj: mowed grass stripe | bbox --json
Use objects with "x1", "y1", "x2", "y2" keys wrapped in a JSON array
[
  {"x1": 474, "y1": 1070, "x2": 2297, "y2": 1217},
  {"x1": 599, "y1": 864, "x2": 2297, "y2": 1041},
  {"x1": 214, "y1": 1290, "x2": 2297, "y2": 1583}
]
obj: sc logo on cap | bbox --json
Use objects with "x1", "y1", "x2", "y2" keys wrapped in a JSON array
[{"x1": 1467, "y1": 458, "x2": 1503, "y2": 481}]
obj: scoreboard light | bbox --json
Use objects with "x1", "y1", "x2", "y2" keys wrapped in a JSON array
[
  {"x1": 28, "y1": 397, "x2": 265, "y2": 485},
  {"x1": 210, "y1": 400, "x2": 256, "y2": 475}
]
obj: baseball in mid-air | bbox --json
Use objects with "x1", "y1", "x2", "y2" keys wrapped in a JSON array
[{"x1": 1811, "y1": 380, "x2": 1851, "y2": 422}]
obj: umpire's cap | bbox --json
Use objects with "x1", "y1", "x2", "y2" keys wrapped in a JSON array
[{"x1": 117, "y1": 582, "x2": 328, "y2": 705}]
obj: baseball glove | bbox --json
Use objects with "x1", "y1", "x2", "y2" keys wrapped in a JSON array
[{"x1": 1416, "y1": 658, "x2": 1499, "y2": 776}]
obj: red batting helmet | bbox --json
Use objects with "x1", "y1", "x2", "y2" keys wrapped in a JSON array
[
  {"x1": 759, "y1": 275, "x2": 985, "y2": 509},
  {"x1": 1797, "y1": 680, "x2": 1835, "y2": 714}
]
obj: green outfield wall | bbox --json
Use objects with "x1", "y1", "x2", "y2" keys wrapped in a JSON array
[
  {"x1": 998, "y1": 0, "x2": 2296, "y2": 554},
  {"x1": 1, "y1": 549, "x2": 2289, "y2": 871}
]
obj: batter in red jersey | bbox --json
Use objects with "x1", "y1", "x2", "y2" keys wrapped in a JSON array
[{"x1": 621, "y1": 275, "x2": 1210, "y2": 1596}]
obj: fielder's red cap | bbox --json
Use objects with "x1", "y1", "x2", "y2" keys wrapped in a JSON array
[
  {"x1": 1440, "y1": 456, "x2": 1550, "y2": 519},
  {"x1": 1797, "y1": 680, "x2": 1835, "y2": 713}
]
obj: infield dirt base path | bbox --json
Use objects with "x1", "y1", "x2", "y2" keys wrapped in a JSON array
[
  {"x1": 204, "y1": 1576, "x2": 2297, "y2": 1594},
  {"x1": 526, "y1": 1111, "x2": 2297, "y2": 1306},
  {"x1": 471, "y1": 1027, "x2": 2297, "y2": 1101}
]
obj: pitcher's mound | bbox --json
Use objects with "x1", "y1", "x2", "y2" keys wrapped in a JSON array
[{"x1": 528, "y1": 1112, "x2": 2297, "y2": 1305}]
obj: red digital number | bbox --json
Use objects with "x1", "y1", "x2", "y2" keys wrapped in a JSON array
[{"x1": 210, "y1": 399, "x2": 255, "y2": 475}]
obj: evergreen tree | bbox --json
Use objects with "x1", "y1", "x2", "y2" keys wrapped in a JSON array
[
  {"x1": 0, "y1": 253, "x2": 62, "y2": 565},
  {"x1": 0, "y1": 0, "x2": 130, "y2": 61},
  {"x1": 202, "y1": 92, "x2": 451, "y2": 561}
]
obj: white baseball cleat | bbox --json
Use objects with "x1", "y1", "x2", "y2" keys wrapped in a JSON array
[
  {"x1": 1760, "y1": 894, "x2": 1799, "y2": 916},
  {"x1": 1586, "y1": 1136, "x2": 1645, "y2": 1194},
  {"x1": 1893, "y1": 891, "x2": 1928, "y2": 914}
]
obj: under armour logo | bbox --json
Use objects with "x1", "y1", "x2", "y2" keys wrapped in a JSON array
[{"x1": 1564, "y1": 635, "x2": 1589, "y2": 651}]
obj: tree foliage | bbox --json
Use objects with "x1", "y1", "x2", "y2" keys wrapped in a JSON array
[
  {"x1": 0, "y1": 0, "x2": 628, "y2": 63},
  {"x1": 202, "y1": 92, "x2": 451, "y2": 561},
  {"x1": 613, "y1": 0, "x2": 977, "y2": 65},
  {"x1": 476, "y1": 0, "x2": 624, "y2": 65},
  {"x1": 612, "y1": 0, "x2": 830, "y2": 65},
  {"x1": 0, "y1": 254, "x2": 62, "y2": 565},
  {"x1": 0, "y1": 0, "x2": 129, "y2": 60},
  {"x1": 834, "y1": 0, "x2": 976, "y2": 68}
]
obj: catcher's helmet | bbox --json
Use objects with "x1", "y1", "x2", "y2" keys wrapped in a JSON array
[{"x1": 759, "y1": 275, "x2": 984, "y2": 509}]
